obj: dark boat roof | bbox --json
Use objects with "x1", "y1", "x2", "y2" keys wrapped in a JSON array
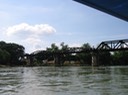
[{"x1": 74, "y1": 0, "x2": 128, "y2": 22}]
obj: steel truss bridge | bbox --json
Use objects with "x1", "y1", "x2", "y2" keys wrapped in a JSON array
[
  {"x1": 31, "y1": 39, "x2": 128, "y2": 55},
  {"x1": 26, "y1": 39, "x2": 128, "y2": 66}
]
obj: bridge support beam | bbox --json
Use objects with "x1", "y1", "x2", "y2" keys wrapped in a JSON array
[{"x1": 91, "y1": 52, "x2": 99, "y2": 66}]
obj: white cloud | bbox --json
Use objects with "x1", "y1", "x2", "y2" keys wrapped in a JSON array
[
  {"x1": 4, "y1": 23, "x2": 56, "y2": 53},
  {"x1": 6, "y1": 23, "x2": 56, "y2": 36},
  {"x1": 22, "y1": 37, "x2": 43, "y2": 52},
  {"x1": 24, "y1": 37, "x2": 42, "y2": 45}
]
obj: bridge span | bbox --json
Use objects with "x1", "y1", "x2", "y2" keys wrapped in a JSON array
[{"x1": 26, "y1": 39, "x2": 128, "y2": 66}]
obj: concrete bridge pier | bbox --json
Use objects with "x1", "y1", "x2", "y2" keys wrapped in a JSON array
[
  {"x1": 91, "y1": 52, "x2": 99, "y2": 66},
  {"x1": 54, "y1": 54, "x2": 64, "y2": 66}
]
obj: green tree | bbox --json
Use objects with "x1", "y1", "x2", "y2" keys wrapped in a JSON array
[
  {"x1": 112, "y1": 51, "x2": 128, "y2": 65},
  {"x1": 47, "y1": 43, "x2": 59, "y2": 52},
  {"x1": 60, "y1": 42, "x2": 69, "y2": 51},
  {"x1": 0, "y1": 49, "x2": 10, "y2": 65},
  {"x1": 77, "y1": 43, "x2": 92, "y2": 65},
  {"x1": 5, "y1": 43, "x2": 25, "y2": 65},
  {"x1": 46, "y1": 43, "x2": 59, "y2": 62},
  {"x1": 0, "y1": 41, "x2": 6, "y2": 49},
  {"x1": 0, "y1": 41, "x2": 25, "y2": 66},
  {"x1": 98, "y1": 51, "x2": 112, "y2": 66},
  {"x1": 60, "y1": 42, "x2": 71, "y2": 64}
]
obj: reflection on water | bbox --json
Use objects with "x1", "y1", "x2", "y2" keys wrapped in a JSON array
[{"x1": 0, "y1": 66, "x2": 128, "y2": 95}]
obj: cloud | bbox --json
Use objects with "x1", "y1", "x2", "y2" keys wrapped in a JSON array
[
  {"x1": 4, "y1": 23, "x2": 56, "y2": 53},
  {"x1": 24, "y1": 37, "x2": 42, "y2": 45},
  {"x1": 6, "y1": 23, "x2": 56, "y2": 36},
  {"x1": 22, "y1": 37, "x2": 43, "y2": 52}
]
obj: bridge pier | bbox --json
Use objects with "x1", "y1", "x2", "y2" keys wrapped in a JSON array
[
  {"x1": 91, "y1": 52, "x2": 99, "y2": 66},
  {"x1": 54, "y1": 54, "x2": 64, "y2": 66}
]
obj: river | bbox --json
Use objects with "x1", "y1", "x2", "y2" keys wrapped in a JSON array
[{"x1": 0, "y1": 66, "x2": 128, "y2": 95}]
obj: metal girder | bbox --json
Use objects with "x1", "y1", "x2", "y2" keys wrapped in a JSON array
[{"x1": 97, "y1": 39, "x2": 128, "y2": 51}]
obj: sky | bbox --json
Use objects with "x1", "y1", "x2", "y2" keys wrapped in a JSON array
[{"x1": 0, "y1": 0, "x2": 128, "y2": 53}]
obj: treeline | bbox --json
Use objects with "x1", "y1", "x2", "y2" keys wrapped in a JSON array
[
  {"x1": 0, "y1": 41, "x2": 128, "y2": 66},
  {"x1": 0, "y1": 41, "x2": 25, "y2": 66},
  {"x1": 33, "y1": 42, "x2": 128, "y2": 66}
]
